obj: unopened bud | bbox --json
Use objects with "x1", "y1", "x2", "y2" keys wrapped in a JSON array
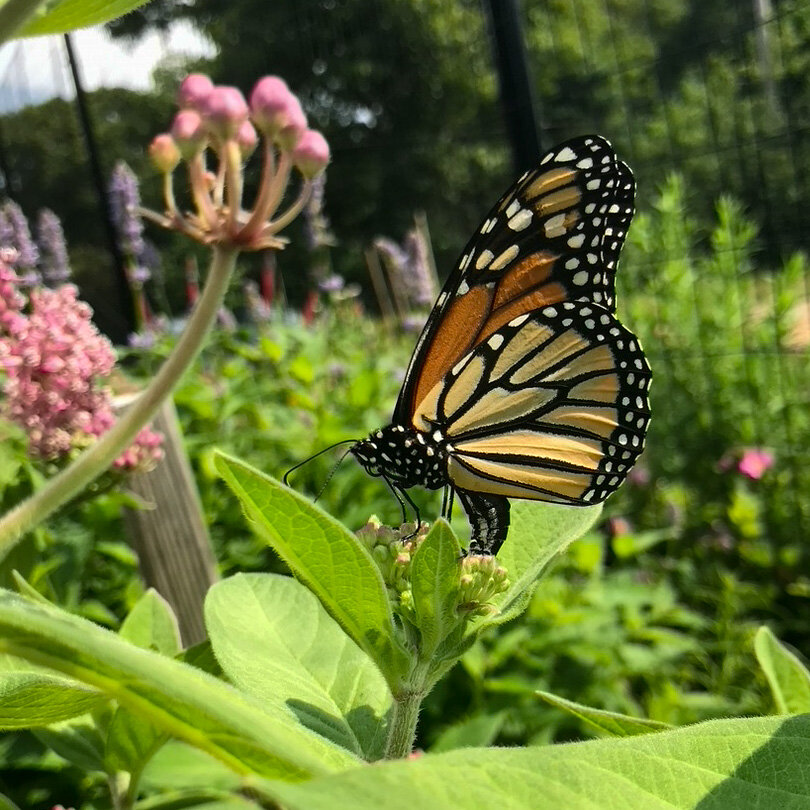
[
  {"x1": 236, "y1": 120, "x2": 259, "y2": 157},
  {"x1": 292, "y1": 129, "x2": 330, "y2": 178},
  {"x1": 203, "y1": 86, "x2": 249, "y2": 141},
  {"x1": 177, "y1": 73, "x2": 214, "y2": 111},
  {"x1": 149, "y1": 134, "x2": 180, "y2": 173},
  {"x1": 170, "y1": 110, "x2": 206, "y2": 158},
  {"x1": 250, "y1": 76, "x2": 307, "y2": 149}
]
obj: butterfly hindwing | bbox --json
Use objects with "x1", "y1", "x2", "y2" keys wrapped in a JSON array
[
  {"x1": 394, "y1": 135, "x2": 635, "y2": 426},
  {"x1": 411, "y1": 300, "x2": 651, "y2": 506}
]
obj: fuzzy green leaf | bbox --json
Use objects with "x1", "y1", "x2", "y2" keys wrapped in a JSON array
[
  {"x1": 410, "y1": 520, "x2": 461, "y2": 656},
  {"x1": 755, "y1": 626, "x2": 810, "y2": 714},
  {"x1": 0, "y1": 671, "x2": 104, "y2": 728},
  {"x1": 0, "y1": 588, "x2": 358, "y2": 779},
  {"x1": 255, "y1": 715, "x2": 810, "y2": 809},
  {"x1": 206, "y1": 573, "x2": 391, "y2": 761},
  {"x1": 119, "y1": 589, "x2": 181, "y2": 657},
  {"x1": 536, "y1": 690, "x2": 672, "y2": 737},
  {"x1": 214, "y1": 452, "x2": 410, "y2": 690},
  {"x1": 16, "y1": 0, "x2": 154, "y2": 37},
  {"x1": 488, "y1": 500, "x2": 602, "y2": 626}
]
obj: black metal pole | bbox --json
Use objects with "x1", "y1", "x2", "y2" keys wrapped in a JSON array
[
  {"x1": 482, "y1": 0, "x2": 542, "y2": 174},
  {"x1": 63, "y1": 33, "x2": 135, "y2": 343}
]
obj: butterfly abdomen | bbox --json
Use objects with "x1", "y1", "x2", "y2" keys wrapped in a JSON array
[{"x1": 351, "y1": 425, "x2": 448, "y2": 491}]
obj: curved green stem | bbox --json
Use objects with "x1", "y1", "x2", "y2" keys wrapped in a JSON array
[
  {"x1": 0, "y1": 0, "x2": 43, "y2": 43},
  {"x1": 0, "y1": 245, "x2": 239, "y2": 555}
]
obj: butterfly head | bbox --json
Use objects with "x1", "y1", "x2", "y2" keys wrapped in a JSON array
[{"x1": 351, "y1": 425, "x2": 448, "y2": 490}]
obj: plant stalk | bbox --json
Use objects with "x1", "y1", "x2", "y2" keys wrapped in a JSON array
[
  {"x1": 384, "y1": 686, "x2": 426, "y2": 759},
  {"x1": 0, "y1": 0, "x2": 42, "y2": 43},
  {"x1": 0, "y1": 245, "x2": 239, "y2": 554}
]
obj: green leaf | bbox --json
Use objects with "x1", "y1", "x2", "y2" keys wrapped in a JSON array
[
  {"x1": 108, "y1": 590, "x2": 183, "y2": 773},
  {"x1": 0, "y1": 588, "x2": 359, "y2": 779},
  {"x1": 0, "y1": 671, "x2": 104, "y2": 728},
  {"x1": 0, "y1": 792, "x2": 21, "y2": 810},
  {"x1": 409, "y1": 520, "x2": 461, "y2": 656},
  {"x1": 755, "y1": 626, "x2": 810, "y2": 714},
  {"x1": 536, "y1": 690, "x2": 672, "y2": 737},
  {"x1": 255, "y1": 715, "x2": 810, "y2": 809},
  {"x1": 140, "y1": 741, "x2": 242, "y2": 792},
  {"x1": 105, "y1": 704, "x2": 168, "y2": 775},
  {"x1": 214, "y1": 452, "x2": 410, "y2": 690},
  {"x1": 16, "y1": 0, "x2": 155, "y2": 37},
  {"x1": 206, "y1": 573, "x2": 391, "y2": 761},
  {"x1": 429, "y1": 712, "x2": 504, "y2": 752},
  {"x1": 488, "y1": 501, "x2": 602, "y2": 626},
  {"x1": 34, "y1": 715, "x2": 106, "y2": 772},
  {"x1": 120, "y1": 589, "x2": 182, "y2": 657}
]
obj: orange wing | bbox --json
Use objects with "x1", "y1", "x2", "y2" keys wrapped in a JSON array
[{"x1": 393, "y1": 135, "x2": 634, "y2": 427}]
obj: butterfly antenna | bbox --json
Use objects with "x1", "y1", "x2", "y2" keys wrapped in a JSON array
[
  {"x1": 283, "y1": 439, "x2": 359, "y2": 486},
  {"x1": 313, "y1": 445, "x2": 356, "y2": 503}
]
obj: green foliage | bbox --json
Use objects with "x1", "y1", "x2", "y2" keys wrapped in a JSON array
[
  {"x1": 256, "y1": 716, "x2": 810, "y2": 810},
  {"x1": 755, "y1": 626, "x2": 810, "y2": 714},
  {"x1": 15, "y1": 0, "x2": 155, "y2": 37}
]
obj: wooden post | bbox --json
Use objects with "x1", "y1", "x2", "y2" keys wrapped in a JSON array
[
  {"x1": 120, "y1": 397, "x2": 218, "y2": 646},
  {"x1": 365, "y1": 246, "x2": 396, "y2": 321}
]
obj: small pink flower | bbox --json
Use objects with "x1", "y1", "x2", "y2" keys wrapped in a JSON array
[
  {"x1": 292, "y1": 129, "x2": 330, "y2": 178},
  {"x1": 176, "y1": 73, "x2": 214, "y2": 111},
  {"x1": 737, "y1": 449, "x2": 774, "y2": 480}
]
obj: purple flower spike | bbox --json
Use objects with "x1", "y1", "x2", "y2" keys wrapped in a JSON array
[
  {"x1": 108, "y1": 161, "x2": 145, "y2": 259},
  {"x1": 177, "y1": 73, "x2": 214, "y2": 111},
  {"x1": 36, "y1": 209, "x2": 71, "y2": 285},
  {"x1": 1, "y1": 201, "x2": 39, "y2": 270}
]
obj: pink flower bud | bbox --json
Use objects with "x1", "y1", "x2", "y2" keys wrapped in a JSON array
[
  {"x1": 202, "y1": 86, "x2": 249, "y2": 140},
  {"x1": 170, "y1": 110, "x2": 206, "y2": 158},
  {"x1": 149, "y1": 134, "x2": 180, "y2": 173},
  {"x1": 176, "y1": 73, "x2": 214, "y2": 111},
  {"x1": 292, "y1": 129, "x2": 330, "y2": 178},
  {"x1": 249, "y1": 76, "x2": 307, "y2": 148},
  {"x1": 236, "y1": 119, "x2": 258, "y2": 157}
]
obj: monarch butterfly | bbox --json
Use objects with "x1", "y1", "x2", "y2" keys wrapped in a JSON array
[{"x1": 352, "y1": 135, "x2": 651, "y2": 556}]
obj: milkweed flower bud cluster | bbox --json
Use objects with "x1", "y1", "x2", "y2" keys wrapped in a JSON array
[
  {"x1": 0, "y1": 251, "x2": 162, "y2": 471},
  {"x1": 456, "y1": 554, "x2": 509, "y2": 617},
  {"x1": 355, "y1": 517, "x2": 510, "y2": 624},
  {"x1": 144, "y1": 73, "x2": 330, "y2": 251}
]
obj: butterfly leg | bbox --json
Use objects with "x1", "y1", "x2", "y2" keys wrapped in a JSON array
[
  {"x1": 441, "y1": 486, "x2": 455, "y2": 520},
  {"x1": 455, "y1": 490, "x2": 510, "y2": 557},
  {"x1": 384, "y1": 477, "x2": 422, "y2": 538}
]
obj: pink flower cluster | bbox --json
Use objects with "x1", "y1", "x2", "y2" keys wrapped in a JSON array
[
  {"x1": 0, "y1": 254, "x2": 162, "y2": 471},
  {"x1": 145, "y1": 73, "x2": 330, "y2": 251}
]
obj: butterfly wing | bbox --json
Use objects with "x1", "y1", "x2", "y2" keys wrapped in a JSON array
[
  {"x1": 411, "y1": 300, "x2": 650, "y2": 553},
  {"x1": 393, "y1": 135, "x2": 635, "y2": 427}
]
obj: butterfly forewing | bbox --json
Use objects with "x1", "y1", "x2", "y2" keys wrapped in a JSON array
[
  {"x1": 394, "y1": 135, "x2": 635, "y2": 426},
  {"x1": 413, "y1": 300, "x2": 650, "y2": 505}
]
